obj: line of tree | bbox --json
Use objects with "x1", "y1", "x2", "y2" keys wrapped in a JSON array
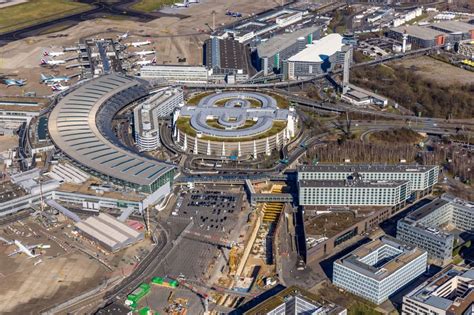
[{"x1": 351, "y1": 65, "x2": 474, "y2": 119}]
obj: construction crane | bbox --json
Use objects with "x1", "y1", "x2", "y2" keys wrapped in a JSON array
[
  {"x1": 144, "y1": 205, "x2": 152, "y2": 239},
  {"x1": 168, "y1": 291, "x2": 175, "y2": 304}
]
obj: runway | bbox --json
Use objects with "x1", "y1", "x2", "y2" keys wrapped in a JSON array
[{"x1": 0, "y1": 0, "x2": 183, "y2": 46}]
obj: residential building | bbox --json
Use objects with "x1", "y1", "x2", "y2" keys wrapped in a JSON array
[
  {"x1": 397, "y1": 195, "x2": 474, "y2": 266},
  {"x1": 402, "y1": 266, "x2": 474, "y2": 315},
  {"x1": 333, "y1": 236, "x2": 427, "y2": 305}
]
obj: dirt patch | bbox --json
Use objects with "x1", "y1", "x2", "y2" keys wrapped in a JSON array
[
  {"x1": 393, "y1": 56, "x2": 474, "y2": 86},
  {"x1": 0, "y1": 0, "x2": 278, "y2": 97},
  {"x1": 0, "y1": 135, "x2": 18, "y2": 152}
]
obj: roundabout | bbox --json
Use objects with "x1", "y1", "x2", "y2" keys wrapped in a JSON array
[{"x1": 173, "y1": 91, "x2": 298, "y2": 158}]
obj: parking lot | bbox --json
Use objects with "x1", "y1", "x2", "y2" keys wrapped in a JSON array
[
  {"x1": 0, "y1": 181, "x2": 26, "y2": 203},
  {"x1": 175, "y1": 189, "x2": 243, "y2": 236}
]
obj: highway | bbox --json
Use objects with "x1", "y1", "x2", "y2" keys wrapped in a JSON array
[{"x1": 173, "y1": 46, "x2": 441, "y2": 89}]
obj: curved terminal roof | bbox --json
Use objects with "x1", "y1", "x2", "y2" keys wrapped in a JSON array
[{"x1": 48, "y1": 74, "x2": 174, "y2": 187}]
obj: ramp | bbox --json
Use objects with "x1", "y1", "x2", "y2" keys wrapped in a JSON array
[{"x1": 46, "y1": 199, "x2": 81, "y2": 222}]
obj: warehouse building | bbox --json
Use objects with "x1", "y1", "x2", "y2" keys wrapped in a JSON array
[
  {"x1": 333, "y1": 236, "x2": 427, "y2": 305},
  {"x1": 388, "y1": 21, "x2": 474, "y2": 48},
  {"x1": 75, "y1": 213, "x2": 144, "y2": 252},
  {"x1": 133, "y1": 87, "x2": 183, "y2": 151},
  {"x1": 429, "y1": 21, "x2": 474, "y2": 42},
  {"x1": 396, "y1": 194, "x2": 474, "y2": 266},
  {"x1": 253, "y1": 26, "x2": 322, "y2": 75},
  {"x1": 298, "y1": 164, "x2": 439, "y2": 196},
  {"x1": 214, "y1": 8, "x2": 307, "y2": 44},
  {"x1": 283, "y1": 33, "x2": 350, "y2": 80},
  {"x1": 402, "y1": 266, "x2": 474, "y2": 315},
  {"x1": 299, "y1": 177, "x2": 410, "y2": 207}
]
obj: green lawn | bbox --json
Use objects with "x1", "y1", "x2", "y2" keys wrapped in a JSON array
[
  {"x1": 0, "y1": 0, "x2": 92, "y2": 34},
  {"x1": 266, "y1": 92, "x2": 290, "y2": 109},
  {"x1": 186, "y1": 92, "x2": 212, "y2": 106},
  {"x1": 176, "y1": 117, "x2": 287, "y2": 142},
  {"x1": 206, "y1": 119, "x2": 225, "y2": 130},
  {"x1": 131, "y1": 0, "x2": 176, "y2": 12}
]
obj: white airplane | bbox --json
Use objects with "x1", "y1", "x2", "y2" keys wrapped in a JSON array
[
  {"x1": 8, "y1": 240, "x2": 43, "y2": 259},
  {"x1": 43, "y1": 50, "x2": 65, "y2": 57},
  {"x1": 174, "y1": 1, "x2": 189, "y2": 7},
  {"x1": 51, "y1": 83, "x2": 69, "y2": 92},
  {"x1": 40, "y1": 73, "x2": 70, "y2": 84},
  {"x1": 135, "y1": 57, "x2": 156, "y2": 66},
  {"x1": 3, "y1": 78, "x2": 27, "y2": 87},
  {"x1": 134, "y1": 50, "x2": 155, "y2": 57},
  {"x1": 118, "y1": 31, "x2": 129, "y2": 40},
  {"x1": 40, "y1": 59, "x2": 66, "y2": 66},
  {"x1": 129, "y1": 40, "x2": 151, "y2": 48}
]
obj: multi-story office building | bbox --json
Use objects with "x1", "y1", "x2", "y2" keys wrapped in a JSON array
[
  {"x1": 333, "y1": 236, "x2": 427, "y2": 305},
  {"x1": 253, "y1": 26, "x2": 321, "y2": 75},
  {"x1": 299, "y1": 178, "x2": 410, "y2": 207},
  {"x1": 397, "y1": 195, "x2": 474, "y2": 266},
  {"x1": 244, "y1": 285, "x2": 347, "y2": 315},
  {"x1": 402, "y1": 266, "x2": 474, "y2": 315},
  {"x1": 298, "y1": 164, "x2": 439, "y2": 196},
  {"x1": 133, "y1": 87, "x2": 183, "y2": 151},
  {"x1": 140, "y1": 65, "x2": 211, "y2": 83}
]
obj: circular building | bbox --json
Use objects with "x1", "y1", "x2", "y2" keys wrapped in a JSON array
[{"x1": 172, "y1": 91, "x2": 297, "y2": 158}]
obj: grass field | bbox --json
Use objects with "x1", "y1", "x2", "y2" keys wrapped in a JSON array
[
  {"x1": 131, "y1": 0, "x2": 176, "y2": 12},
  {"x1": 0, "y1": 0, "x2": 92, "y2": 34},
  {"x1": 177, "y1": 117, "x2": 287, "y2": 142}
]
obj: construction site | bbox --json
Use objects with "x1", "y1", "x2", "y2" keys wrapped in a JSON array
[
  {"x1": 0, "y1": 188, "x2": 158, "y2": 314},
  {"x1": 112, "y1": 181, "x2": 295, "y2": 313}
]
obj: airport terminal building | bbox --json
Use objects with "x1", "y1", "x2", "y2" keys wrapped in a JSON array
[{"x1": 48, "y1": 74, "x2": 175, "y2": 200}]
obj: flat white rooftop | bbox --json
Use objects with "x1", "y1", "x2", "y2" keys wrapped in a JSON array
[{"x1": 288, "y1": 33, "x2": 344, "y2": 63}]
